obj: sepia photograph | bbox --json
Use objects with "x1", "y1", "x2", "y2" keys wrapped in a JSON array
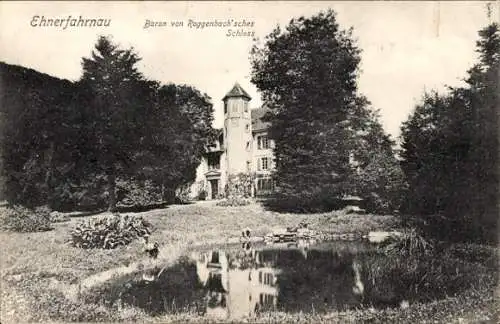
[{"x1": 0, "y1": 1, "x2": 498, "y2": 323}]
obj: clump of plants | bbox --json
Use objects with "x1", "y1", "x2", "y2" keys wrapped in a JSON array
[
  {"x1": 216, "y1": 197, "x2": 250, "y2": 207},
  {"x1": 116, "y1": 179, "x2": 163, "y2": 207},
  {"x1": 217, "y1": 173, "x2": 253, "y2": 207},
  {"x1": 382, "y1": 227, "x2": 434, "y2": 258},
  {"x1": 71, "y1": 214, "x2": 152, "y2": 249},
  {"x1": 359, "y1": 235, "x2": 489, "y2": 306},
  {"x1": 0, "y1": 205, "x2": 53, "y2": 232}
]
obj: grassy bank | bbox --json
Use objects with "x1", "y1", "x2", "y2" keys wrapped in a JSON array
[{"x1": 0, "y1": 201, "x2": 497, "y2": 323}]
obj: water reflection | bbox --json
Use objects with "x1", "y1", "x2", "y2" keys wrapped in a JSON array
[
  {"x1": 89, "y1": 240, "x2": 375, "y2": 320},
  {"x1": 194, "y1": 240, "x2": 371, "y2": 319}
]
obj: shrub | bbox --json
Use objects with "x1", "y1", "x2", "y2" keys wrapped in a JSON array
[
  {"x1": 175, "y1": 183, "x2": 193, "y2": 203},
  {"x1": 197, "y1": 189, "x2": 207, "y2": 201},
  {"x1": 70, "y1": 214, "x2": 152, "y2": 249},
  {"x1": 216, "y1": 197, "x2": 250, "y2": 207},
  {"x1": 0, "y1": 205, "x2": 53, "y2": 232},
  {"x1": 352, "y1": 150, "x2": 408, "y2": 214},
  {"x1": 382, "y1": 228, "x2": 434, "y2": 258},
  {"x1": 50, "y1": 173, "x2": 108, "y2": 211},
  {"x1": 116, "y1": 179, "x2": 163, "y2": 207},
  {"x1": 225, "y1": 173, "x2": 254, "y2": 199}
]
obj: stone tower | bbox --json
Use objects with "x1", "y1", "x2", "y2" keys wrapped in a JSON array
[{"x1": 223, "y1": 83, "x2": 253, "y2": 176}]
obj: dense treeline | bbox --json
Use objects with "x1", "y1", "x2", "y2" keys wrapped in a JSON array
[
  {"x1": 0, "y1": 62, "x2": 81, "y2": 208},
  {"x1": 251, "y1": 10, "x2": 406, "y2": 213},
  {"x1": 0, "y1": 36, "x2": 215, "y2": 211},
  {"x1": 251, "y1": 9, "x2": 498, "y2": 244},
  {"x1": 400, "y1": 23, "x2": 499, "y2": 243}
]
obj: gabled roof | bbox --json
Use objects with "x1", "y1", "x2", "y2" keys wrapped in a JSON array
[
  {"x1": 251, "y1": 106, "x2": 271, "y2": 132},
  {"x1": 222, "y1": 82, "x2": 251, "y2": 101}
]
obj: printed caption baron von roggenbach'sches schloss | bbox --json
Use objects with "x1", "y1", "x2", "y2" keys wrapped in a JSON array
[{"x1": 143, "y1": 18, "x2": 256, "y2": 37}]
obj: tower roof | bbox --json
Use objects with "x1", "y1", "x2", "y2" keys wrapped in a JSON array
[{"x1": 222, "y1": 82, "x2": 251, "y2": 101}]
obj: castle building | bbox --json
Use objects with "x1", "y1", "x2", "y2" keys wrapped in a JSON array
[{"x1": 190, "y1": 83, "x2": 275, "y2": 200}]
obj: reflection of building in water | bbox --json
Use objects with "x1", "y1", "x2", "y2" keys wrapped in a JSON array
[
  {"x1": 195, "y1": 250, "x2": 230, "y2": 319},
  {"x1": 195, "y1": 248, "x2": 281, "y2": 319},
  {"x1": 195, "y1": 242, "x2": 364, "y2": 320},
  {"x1": 226, "y1": 249, "x2": 281, "y2": 319}
]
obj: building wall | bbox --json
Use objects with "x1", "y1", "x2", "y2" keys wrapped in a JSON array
[
  {"x1": 252, "y1": 131, "x2": 274, "y2": 173},
  {"x1": 188, "y1": 86, "x2": 277, "y2": 200},
  {"x1": 252, "y1": 131, "x2": 275, "y2": 195},
  {"x1": 224, "y1": 97, "x2": 253, "y2": 175}
]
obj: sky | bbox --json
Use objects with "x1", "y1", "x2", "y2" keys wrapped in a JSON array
[{"x1": 1, "y1": 1, "x2": 499, "y2": 138}]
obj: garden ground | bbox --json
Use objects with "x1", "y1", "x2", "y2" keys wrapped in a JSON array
[{"x1": 0, "y1": 201, "x2": 498, "y2": 323}]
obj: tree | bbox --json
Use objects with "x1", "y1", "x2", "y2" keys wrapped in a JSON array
[
  {"x1": 251, "y1": 10, "x2": 398, "y2": 211},
  {"x1": 400, "y1": 23, "x2": 499, "y2": 243},
  {"x1": 350, "y1": 110, "x2": 407, "y2": 213},
  {"x1": 80, "y1": 36, "x2": 156, "y2": 211},
  {"x1": 0, "y1": 62, "x2": 79, "y2": 208},
  {"x1": 137, "y1": 84, "x2": 216, "y2": 202}
]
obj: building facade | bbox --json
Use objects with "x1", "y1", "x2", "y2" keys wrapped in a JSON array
[{"x1": 190, "y1": 83, "x2": 275, "y2": 200}]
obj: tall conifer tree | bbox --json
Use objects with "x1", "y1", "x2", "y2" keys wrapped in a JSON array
[{"x1": 80, "y1": 36, "x2": 155, "y2": 211}]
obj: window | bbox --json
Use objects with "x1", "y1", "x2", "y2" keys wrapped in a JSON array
[
  {"x1": 260, "y1": 293, "x2": 275, "y2": 306},
  {"x1": 244, "y1": 101, "x2": 248, "y2": 112},
  {"x1": 258, "y1": 136, "x2": 269, "y2": 150},
  {"x1": 245, "y1": 124, "x2": 250, "y2": 132},
  {"x1": 224, "y1": 101, "x2": 228, "y2": 114},
  {"x1": 232, "y1": 103, "x2": 238, "y2": 113},
  {"x1": 257, "y1": 178, "x2": 274, "y2": 191},
  {"x1": 260, "y1": 157, "x2": 269, "y2": 170},
  {"x1": 246, "y1": 141, "x2": 251, "y2": 151},
  {"x1": 207, "y1": 154, "x2": 220, "y2": 170},
  {"x1": 246, "y1": 161, "x2": 251, "y2": 172}
]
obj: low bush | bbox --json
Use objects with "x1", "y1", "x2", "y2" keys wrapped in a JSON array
[
  {"x1": 70, "y1": 214, "x2": 152, "y2": 249},
  {"x1": 225, "y1": 173, "x2": 254, "y2": 198},
  {"x1": 0, "y1": 205, "x2": 53, "y2": 232},
  {"x1": 382, "y1": 228, "x2": 434, "y2": 258},
  {"x1": 175, "y1": 183, "x2": 193, "y2": 203},
  {"x1": 116, "y1": 179, "x2": 163, "y2": 207},
  {"x1": 197, "y1": 190, "x2": 207, "y2": 201},
  {"x1": 50, "y1": 173, "x2": 108, "y2": 211},
  {"x1": 216, "y1": 197, "x2": 251, "y2": 207}
]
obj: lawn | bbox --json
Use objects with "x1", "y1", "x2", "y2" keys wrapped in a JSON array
[{"x1": 0, "y1": 201, "x2": 497, "y2": 323}]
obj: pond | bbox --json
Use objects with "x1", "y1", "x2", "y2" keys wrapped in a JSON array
[{"x1": 83, "y1": 239, "x2": 415, "y2": 320}]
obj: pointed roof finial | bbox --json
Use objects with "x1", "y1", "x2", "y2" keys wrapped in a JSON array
[{"x1": 223, "y1": 82, "x2": 251, "y2": 101}]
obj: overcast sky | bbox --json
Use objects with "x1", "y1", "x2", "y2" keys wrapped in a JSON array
[{"x1": 1, "y1": 1, "x2": 499, "y2": 138}]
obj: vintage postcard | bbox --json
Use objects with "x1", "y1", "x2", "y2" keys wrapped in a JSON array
[{"x1": 1, "y1": 1, "x2": 498, "y2": 323}]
